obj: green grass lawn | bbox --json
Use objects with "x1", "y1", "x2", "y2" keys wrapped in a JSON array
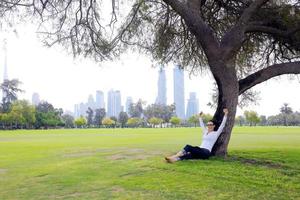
[{"x1": 0, "y1": 127, "x2": 299, "y2": 200}]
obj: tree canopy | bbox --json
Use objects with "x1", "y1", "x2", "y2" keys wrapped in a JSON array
[{"x1": 1, "y1": 1, "x2": 298, "y2": 68}]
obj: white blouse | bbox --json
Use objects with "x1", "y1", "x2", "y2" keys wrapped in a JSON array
[{"x1": 199, "y1": 115, "x2": 227, "y2": 152}]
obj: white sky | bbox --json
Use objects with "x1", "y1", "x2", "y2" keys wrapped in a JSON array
[{"x1": 0, "y1": 23, "x2": 299, "y2": 117}]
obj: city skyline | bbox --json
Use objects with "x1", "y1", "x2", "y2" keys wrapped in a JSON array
[{"x1": 70, "y1": 65, "x2": 199, "y2": 118}]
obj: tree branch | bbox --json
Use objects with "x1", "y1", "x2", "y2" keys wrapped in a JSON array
[
  {"x1": 237, "y1": 0, "x2": 270, "y2": 26},
  {"x1": 245, "y1": 24, "x2": 300, "y2": 38},
  {"x1": 220, "y1": 0, "x2": 270, "y2": 60},
  {"x1": 239, "y1": 61, "x2": 300, "y2": 95},
  {"x1": 162, "y1": 0, "x2": 220, "y2": 60}
]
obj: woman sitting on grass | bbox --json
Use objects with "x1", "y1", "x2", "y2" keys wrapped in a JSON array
[{"x1": 165, "y1": 108, "x2": 228, "y2": 163}]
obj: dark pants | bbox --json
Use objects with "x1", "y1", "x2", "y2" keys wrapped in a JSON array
[{"x1": 180, "y1": 145, "x2": 211, "y2": 160}]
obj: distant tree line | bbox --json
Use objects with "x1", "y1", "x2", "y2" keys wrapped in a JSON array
[
  {"x1": 0, "y1": 79, "x2": 68, "y2": 129},
  {"x1": 235, "y1": 104, "x2": 300, "y2": 126},
  {"x1": 79, "y1": 99, "x2": 217, "y2": 128},
  {"x1": 0, "y1": 100, "x2": 72, "y2": 129},
  {"x1": 77, "y1": 100, "x2": 180, "y2": 128}
]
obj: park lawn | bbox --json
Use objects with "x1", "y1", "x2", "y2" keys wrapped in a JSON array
[{"x1": 0, "y1": 127, "x2": 299, "y2": 200}]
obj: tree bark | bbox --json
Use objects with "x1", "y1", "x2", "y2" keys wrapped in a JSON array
[
  {"x1": 239, "y1": 62, "x2": 300, "y2": 95},
  {"x1": 211, "y1": 92, "x2": 238, "y2": 157},
  {"x1": 209, "y1": 61, "x2": 239, "y2": 157}
]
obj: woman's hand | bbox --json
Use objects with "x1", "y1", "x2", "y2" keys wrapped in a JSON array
[
  {"x1": 199, "y1": 112, "x2": 203, "y2": 117},
  {"x1": 223, "y1": 108, "x2": 229, "y2": 115}
]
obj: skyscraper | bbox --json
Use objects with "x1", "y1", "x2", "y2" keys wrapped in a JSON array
[
  {"x1": 107, "y1": 90, "x2": 114, "y2": 117},
  {"x1": 155, "y1": 67, "x2": 167, "y2": 105},
  {"x1": 32, "y1": 93, "x2": 40, "y2": 106},
  {"x1": 3, "y1": 39, "x2": 8, "y2": 82},
  {"x1": 96, "y1": 90, "x2": 105, "y2": 109},
  {"x1": 186, "y1": 92, "x2": 199, "y2": 119},
  {"x1": 80, "y1": 102, "x2": 87, "y2": 117},
  {"x1": 87, "y1": 94, "x2": 96, "y2": 109},
  {"x1": 173, "y1": 65, "x2": 185, "y2": 119},
  {"x1": 115, "y1": 90, "x2": 122, "y2": 115},
  {"x1": 125, "y1": 97, "x2": 133, "y2": 114},
  {"x1": 74, "y1": 104, "x2": 80, "y2": 118},
  {"x1": 2, "y1": 39, "x2": 8, "y2": 100},
  {"x1": 107, "y1": 89, "x2": 122, "y2": 117}
]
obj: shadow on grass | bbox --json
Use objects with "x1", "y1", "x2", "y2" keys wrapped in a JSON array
[
  {"x1": 224, "y1": 155, "x2": 285, "y2": 169},
  {"x1": 219, "y1": 154, "x2": 300, "y2": 177}
]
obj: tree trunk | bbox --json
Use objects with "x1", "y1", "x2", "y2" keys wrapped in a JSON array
[
  {"x1": 210, "y1": 62, "x2": 239, "y2": 157},
  {"x1": 211, "y1": 88, "x2": 238, "y2": 156}
]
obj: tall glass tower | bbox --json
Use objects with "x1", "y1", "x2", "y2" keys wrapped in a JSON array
[
  {"x1": 32, "y1": 93, "x2": 41, "y2": 106},
  {"x1": 173, "y1": 65, "x2": 185, "y2": 119},
  {"x1": 87, "y1": 94, "x2": 96, "y2": 109},
  {"x1": 114, "y1": 90, "x2": 122, "y2": 116},
  {"x1": 107, "y1": 89, "x2": 122, "y2": 117},
  {"x1": 2, "y1": 39, "x2": 8, "y2": 100},
  {"x1": 186, "y1": 92, "x2": 199, "y2": 119},
  {"x1": 3, "y1": 39, "x2": 8, "y2": 81},
  {"x1": 96, "y1": 90, "x2": 105, "y2": 109},
  {"x1": 125, "y1": 97, "x2": 133, "y2": 114},
  {"x1": 107, "y1": 90, "x2": 114, "y2": 117},
  {"x1": 155, "y1": 67, "x2": 167, "y2": 105}
]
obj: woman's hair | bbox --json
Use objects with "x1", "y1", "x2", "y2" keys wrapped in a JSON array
[
  {"x1": 208, "y1": 120, "x2": 215, "y2": 124},
  {"x1": 208, "y1": 119, "x2": 219, "y2": 131}
]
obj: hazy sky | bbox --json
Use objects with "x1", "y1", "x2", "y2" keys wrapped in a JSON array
[{"x1": 0, "y1": 24, "x2": 299, "y2": 117}]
